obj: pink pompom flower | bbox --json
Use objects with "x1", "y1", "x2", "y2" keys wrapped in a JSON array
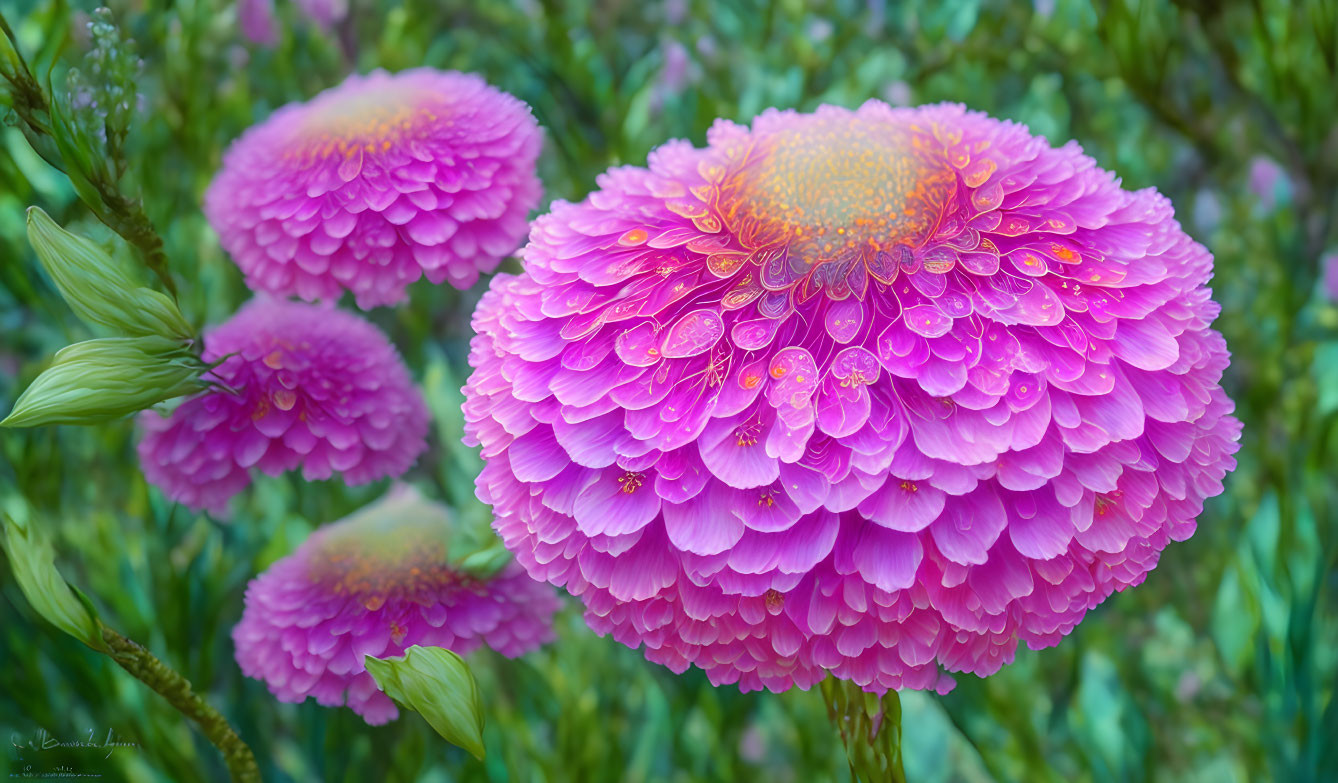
[
  {"x1": 463, "y1": 102, "x2": 1241, "y2": 694},
  {"x1": 233, "y1": 484, "x2": 560, "y2": 724},
  {"x1": 205, "y1": 68, "x2": 542, "y2": 308},
  {"x1": 138, "y1": 297, "x2": 428, "y2": 514}
]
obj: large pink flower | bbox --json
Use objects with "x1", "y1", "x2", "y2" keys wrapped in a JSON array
[
  {"x1": 233, "y1": 485, "x2": 560, "y2": 724},
  {"x1": 463, "y1": 102, "x2": 1241, "y2": 694},
  {"x1": 138, "y1": 298, "x2": 428, "y2": 514},
  {"x1": 205, "y1": 68, "x2": 542, "y2": 308}
]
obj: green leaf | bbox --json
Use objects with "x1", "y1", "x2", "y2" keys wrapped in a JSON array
[
  {"x1": 820, "y1": 676, "x2": 906, "y2": 783},
  {"x1": 457, "y1": 541, "x2": 513, "y2": 580},
  {"x1": 0, "y1": 497, "x2": 108, "y2": 652},
  {"x1": 27, "y1": 206, "x2": 192, "y2": 339},
  {"x1": 2, "y1": 336, "x2": 207, "y2": 427},
  {"x1": 365, "y1": 645, "x2": 486, "y2": 761}
]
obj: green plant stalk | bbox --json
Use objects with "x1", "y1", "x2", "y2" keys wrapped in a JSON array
[
  {"x1": 100, "y1": 625, "x2": 261, "y2": 783},
  {"x1": 820, "y1": 677, "x2": 907, "y2": 783},
  {"x1": 0, "y1": 11, "x2": 177, "y2": 298}
]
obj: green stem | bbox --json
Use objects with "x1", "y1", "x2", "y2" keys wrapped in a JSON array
[
  {"x1": 0, "y1": 10, "x2": 178, "y2": 299},
  {"x1": 100, "y1": 625, "x2": 261, "y2": 783},
  {"x1": 820, "y1": 677, "x2": 908, "y2": 783}
]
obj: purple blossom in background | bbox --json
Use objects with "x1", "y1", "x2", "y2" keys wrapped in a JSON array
[
  {"x1": 882, "y1": 80, "x2": 912, "y2": 107},
  {"x1": 204, "y1": 68, "x2": 542, "y2": 308},
  {"x1": 1192, "y1": 188, "x2": 1222, "y2": 235},
  {"x1": 652, "y1": 40, "x2": 692, "y2": 114},
  {"x1": 233, "y1": 484, "x2": 560, "y2": 723},
  {"x1": 1249, "y1": 156, "x2": 1286, "y2": 211},
  {"x1": 294, "y1": 0, "x2": 348, "y2": 29},
  {"x1": 663, "y1": 0, "x2": 687, "y2": 26},
  {"x1": 463, "y1": 102, "x2": 1240, "y2": 694},
  {"x1": 1324, "y1": 253, "x2": 1338, "y2": 303},
  {"x1": 138, "y1": 298, "x2": 428, "y2": 514},
  {"x1": 238, "y1": 0, "x2": 278, "y2": 46}
]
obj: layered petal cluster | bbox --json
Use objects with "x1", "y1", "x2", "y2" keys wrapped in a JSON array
[
  {"x1": 205, "y1": 68, "x2": 542, "y2": 308},
  {"x1": 463, "y1": 102, "x2": 1241, "y2": 693},
  {"x1": 233, "y1": 485, "x2": 560, "y2": 723},
  {"x1": 138, "y1": 298, "x2": 428, "y2": 514}
]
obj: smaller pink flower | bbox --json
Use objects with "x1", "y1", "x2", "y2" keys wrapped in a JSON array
[
  {"x1": 233, "y1": 484, "x2": 560, "y2": 723},
  {"x1": 205, "y1": 68, "x2": 542, "y2": 308},
  {"x1": 137, "y1": 298, "x2": 428, "y2": 514}
]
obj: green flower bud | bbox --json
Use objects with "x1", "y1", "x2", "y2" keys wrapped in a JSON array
[
  {"x1": 0, "y1": 497, "x2": 108, "y2": 652},
  {"x1": 26, "y1": 206, "x2": 192, "y2": 340},
  {"x1": 365, "y1": 646, "x2": 486, "y2": 760},
  {"x1": 1, "y1": 336, "x2": 207, "y2": 427}
]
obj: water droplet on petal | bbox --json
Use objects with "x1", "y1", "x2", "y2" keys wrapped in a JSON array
[
  {"x1": 615, "y1": 322, "x2": 663, "y2": 367},
  {"x1": 661, "y1": 309, "x2": 725, "y2": 358},
  {"x1": 904, "y1": 304, "x2": 953, "y2": 338},
  {"x1": 823, "y1": 299, "x2": 865, "y2": 344},
  {"x1": 971, "y1": 182, "x2": 1004, "y2": 212}
]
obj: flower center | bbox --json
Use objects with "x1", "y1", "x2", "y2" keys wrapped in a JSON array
[
  {"x1": 714, "y1": 113, "x2": 956, "y2": 298},
  {"x1": 297, "y1": 82, "x2": 442, "y2": 154},
  {"x1": 306, "y1": 502, "x2": 460, "y2": 609}
]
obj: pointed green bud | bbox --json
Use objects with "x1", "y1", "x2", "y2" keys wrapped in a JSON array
[
  {"x1": 365, "y1": 646, "x2": 486, "y2": 760},
  {"x1": 0, "y1": 27, "x2": 23, "y2": 81},
  {"x1": 2, "y1": 336, "x2": 208, "y2": 427},
  {"x1": 26, "y1": 207, "x2": 192, "y2": 340},
  {"x1": 1, "y1": 497, "x2": 109, "y2": 652}
]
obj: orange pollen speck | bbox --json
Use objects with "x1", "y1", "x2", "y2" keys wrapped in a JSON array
[
  {"x1": 841, "y1": 371, "x2": 869, "y2": 388},
  {"x1": 764, "y1": 589, "x2": 785, "y2": 611},
  {"x1": 900, "y1": 481, "x2": 919, "y2": 493},
  {"x1": 618, "y1": 228, "x2": 649, "y2": 246},
  {"x1": 617, "y1": 471, "x2": 645, "y2": 494},
  {"x1": 735, "y1": 422, "x2": 761, "y2": 447}
]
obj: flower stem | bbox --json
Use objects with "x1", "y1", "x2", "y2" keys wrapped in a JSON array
[
  {"x1": 100, "y1": 625, "x2": 261, "y2": 783},
  {"x1": 0, "y1": 10, "x2": 178, "y2": 299},
  {"x1": 819, "y1": 677, "x2": 908, "y2": 783}
]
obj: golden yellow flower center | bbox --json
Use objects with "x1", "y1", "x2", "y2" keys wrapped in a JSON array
[
  {"x1": 297, "y1": 84, "x2": 442, "y2": 155},
  {"x1": 711, "y1": 114, "x2": 958, "y2": 297},
  {"x1": 306, "y1": 495, "x2": 460, "y2": 608}
]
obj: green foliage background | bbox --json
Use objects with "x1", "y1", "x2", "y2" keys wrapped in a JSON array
[{"x1": 1, "y1": 0, "x2": 1336, "y2": 780}]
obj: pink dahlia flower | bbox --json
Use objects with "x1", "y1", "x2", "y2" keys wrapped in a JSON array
[
  {"x1": 138, "y1": 298, "x2": 428, "y2": 514},
  {"x1": 464, "y1": 102, "x2": 1241, "y2": 694},
  {"x1": 233, "y1": 484, "x2": 560, "y2": 723},
  {"x1": 204, "y1": 68, "x2": 542, "y2": 309}
]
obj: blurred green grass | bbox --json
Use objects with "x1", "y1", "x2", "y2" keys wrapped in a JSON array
[{"x1": 1, "y1": 0, "x2": 1335, "y2": 781}]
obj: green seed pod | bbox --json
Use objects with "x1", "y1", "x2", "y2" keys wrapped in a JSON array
[
  {"x1": 26, "y1": 206, "x2": 192, "y2": 340},
  {"x1": 365, "y1": 646, "x2": 485, "y2": 760},
  {"x1": 1, "y1": 336, "x2": 207, "y2": 427},
  {"x1": 0, "y1": 498, "x2": 108, "y2": 652}
]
